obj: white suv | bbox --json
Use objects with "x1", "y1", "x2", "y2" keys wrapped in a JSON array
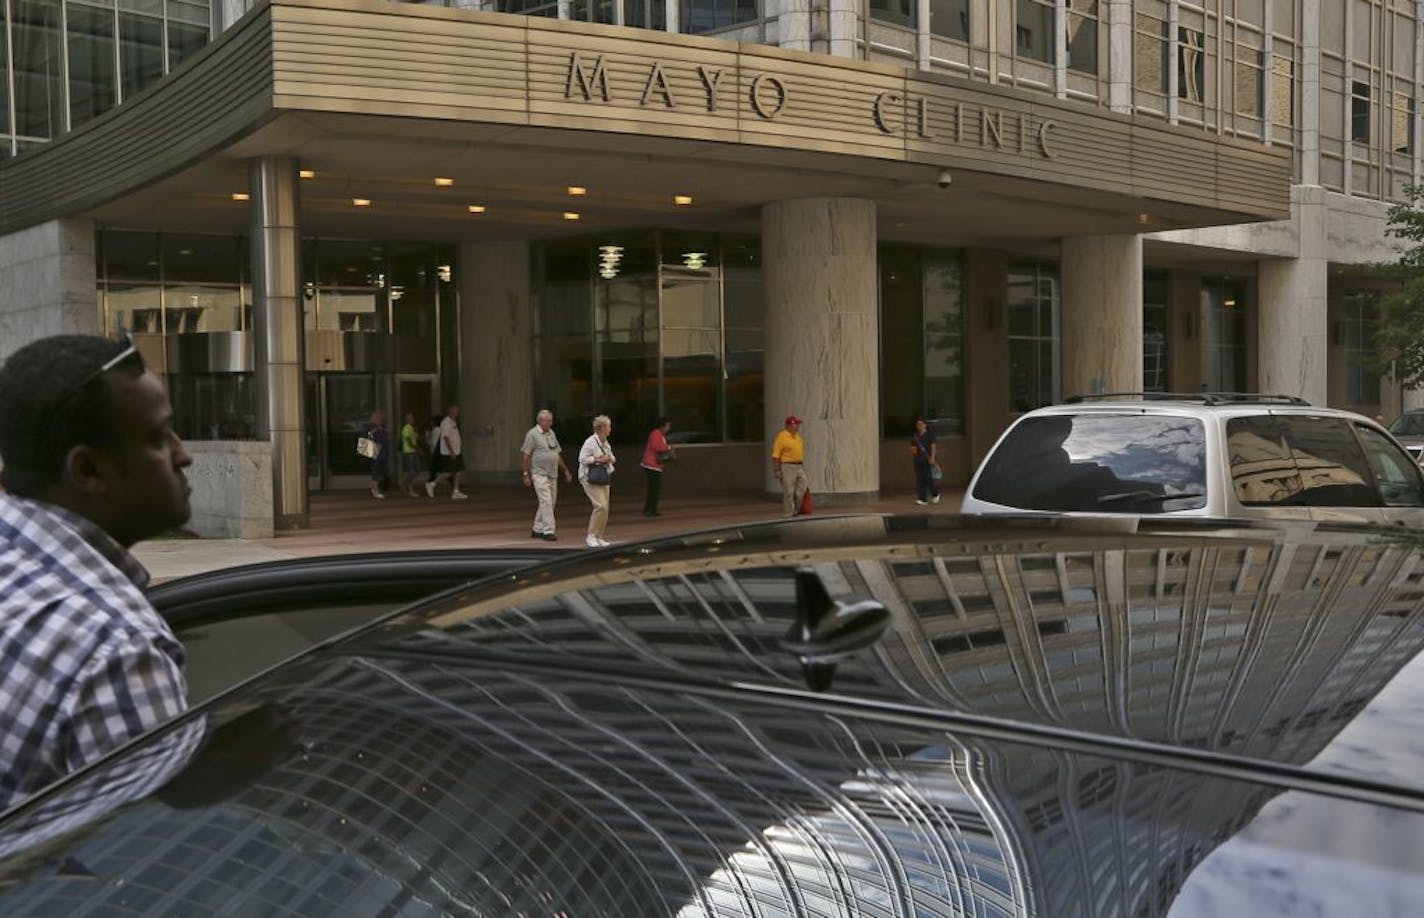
[{"x1": 960, "y1": 395, "x2": 1424, "y2": 527}]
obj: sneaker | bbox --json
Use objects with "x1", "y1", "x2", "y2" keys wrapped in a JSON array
[
  {"x1": 541, "y1": 532, "x2": 558, "y2": 541},
  {"x1": 585, "y1": 534, "x2": 601, "y2": 548},
  {"x1": 930, "y1": 494, "x2": 941, "y2": 504},
  {"x1": 451, "y1": 490, "x2": 469, "y2": 500},
  {"x1": 915, "y1": 499, "x2": 928, "y2": 506},
  {"x1": 371, "y1": 491, "x2": 386, "y2": 500},
  {"x1": 596, "y1": 538, "x2": 611, "y2": 547},
  {"x1": 424, "y1": 482, "x2": 435, "y2": 498}
]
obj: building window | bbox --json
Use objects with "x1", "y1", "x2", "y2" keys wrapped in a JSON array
[
  {"x1": 534, "y1": 232, "x2": 764, "y2": 446},
  {"x1": 1340, "y1": 291, "x2": 1380, "y2": 408},
  {"x1": 1135, "y1": 13, "x2": 1168, "y2": 96},
  {"x1": 118, "y1": 10, "x2": 166, "y2": 99},
  {"x1": 1352, "y1": 80, "x2": 1371, "y2": 143},
  {"x1": 870, "y1": 0, "x2": 916, "y2": 29},
  {"x1": 681, "y1": 0, "x2": 759, "y2": 34},
  {"x1": 1178, "y1": 27, "x2": 1205, "y2": 103},
  {"x1": 11, "y1": 0, "x2": 66, "y2": 140},
  {"x1": 1016, "y1": 0, "x2": 1055, "y2": 63},
  {"x1": 1143, "y1": 272, "x2": 1168, "y2": 392},
  {"x1": 929, "y1": 0, "x2": 969, "y2": 42},
  {"x1": 66, "y1": 1, "x2": 118, "y2": 128},
  {"x1": 880, "y1": 247, "x2": 965, "y2": 436},
  {"x1": 1392, "y1": 91, "x2": 1414, "y2": 154},
  {"x1": 1065, "y1": 0, "x2": 1098, "y2": 75},
  {"x1": 1271, "y1": 55, "x2": 1294, "y2": 127},
  {"x1": 1007, "y1": 262, "x2": 1059, "y2": 412},
  {"x1": 1233, "y1": 46, "x2": 1263, "y2": 117},
  {"x1": 1200, "y1": 279, "x2": 1247, "y2": 393},
  {"x1": 497, "y1": 0, "x2": 560, "y2": 16}
]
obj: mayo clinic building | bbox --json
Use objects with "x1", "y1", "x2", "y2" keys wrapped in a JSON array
[{"x1": 0, "y1": 0, "x2": 1412, "y2": 532}]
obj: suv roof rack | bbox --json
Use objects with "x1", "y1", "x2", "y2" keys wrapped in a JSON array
[{"x1": 1062, "y1": 392, "x2": 1312, "y2": 406}]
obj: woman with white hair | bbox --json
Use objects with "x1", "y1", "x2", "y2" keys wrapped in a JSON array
[{"x1": 578, "y1": 415, "x2": 615, "y2": 548}]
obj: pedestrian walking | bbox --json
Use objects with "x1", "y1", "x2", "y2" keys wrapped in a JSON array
[
  {"x1": 640, "y1": 417, "x2": 674, "y2": 517},
  {"x1": 771, "y1": 414, "x2": 808, "y2": 517},
  {"x1": 521, "y1": 408, "x2": 573, "y2": 541},
  {"x1": 579, "y1": 414, "x2": 616, "y2": 547},
  {"x1": 399, "y1": 412, "x2": 423, "y2": 497},
  {"x1": 362, "y1": 409, "x2": 389, "y2": 500},
  {"x1": 911, "y1": 416, "x2": 942, "y2": 506},
  {"x1": 425, "y1": 405, "x2": 468, "y2": 499}
]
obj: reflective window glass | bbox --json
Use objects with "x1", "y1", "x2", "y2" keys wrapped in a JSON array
[
  {"x1": 118, "y1": 12, "x2": 165, "y2": 99},
  {"x1": 929, "y1": 0, "x2": 968, "y2": 41},
  {"x1": 67, "y1": 2, "x2": 119, "y2": 128},
  {"x1": 972, "y1": 414, "x2": 1208, "y2": 512},
  {"x1": 1065, "y1": 0, "x2": 1097, "y2": 74},
  {"x1": 1179, "y1": 27, "x2": 1205, "y2": 102},
  {"x1": 1016, "y1": 0, "x2": 1055, "y2": 63},
  {"x1": 924, "y1": 254, "x2": 964, "y2": 436},
  {"x1": 1007, "y1": 262, "x2": 1059, "y2": 412},
  {"x1": 1228, "y1": 416, "x2": 1379, "y2": 507},
  {"x1": 1143, "y1": 272, "x2": 1168, "y2": 392},
  {"x1": 881, "y1": 246, "x2": 923, "y2": 436},
  {"x1": 680, "y1": 0, "x2": 758, "y2": 34},
  {"x1": 1135, "y1": 13, "x2": 1168, "y2": 95},
  {"x1": 722, "y1": 235, "x2": 762, "y2": 443},
  {"x1": 12, "y1": 0, "x2": 66, "y2": 139},
  {"x1": 1356, "y1": 425, "x2": 1424, "y2": 506},
  {"x1": 870, "y1": 0, "x2": 915, "y2": 28},
  {"x1": 167, "y1": 20, "x2": 209, "y2": 71},
  {"x1": 596, "y1": 233, "x2": 658, "y2": 441},
  {"x1": 1200, "y1": 279, "x2": 1247, "y2": 393}
]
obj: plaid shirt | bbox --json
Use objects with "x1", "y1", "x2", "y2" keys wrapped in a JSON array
[{"x1": 0, "y1": 493, "x2": 191, "y2": 813}]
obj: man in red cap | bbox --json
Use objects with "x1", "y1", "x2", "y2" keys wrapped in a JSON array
[{"x1": 771, "y1": 415, "x2": 807, "y2": 517}]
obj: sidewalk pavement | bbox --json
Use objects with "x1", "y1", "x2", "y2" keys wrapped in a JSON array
[{"x1": 134, "y1": 485, "x2": 964, "y2": 582}]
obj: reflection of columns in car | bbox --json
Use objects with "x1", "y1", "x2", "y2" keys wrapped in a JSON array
[
  {"x1": 1060, "y1": 234, "x2": 1141, "y2": 398},
  {"x1": 250, "y1": 156, "x2": 308, "y2": 529},
  {"x1": 762, "y1": 197, "x2": 880, "y2": 503}
]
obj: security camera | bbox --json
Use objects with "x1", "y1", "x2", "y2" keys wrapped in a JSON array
[{"x1": 935, "y1": 169, "x2": 953, "y2": 189}]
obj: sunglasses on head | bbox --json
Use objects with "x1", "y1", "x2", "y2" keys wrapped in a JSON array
[{"x1": 63, "y1": 334, "x2": 145, "y2": 401}]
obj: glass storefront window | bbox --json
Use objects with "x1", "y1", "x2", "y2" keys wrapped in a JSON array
[
  {"x1": 660, "y1": 231, "x2": 721, "y2": 443},
  {"x1": 595, "y1": 232, "x2": 658, "y2": 444},
  {"x1": 880, "y1": 245, "x2": 924, "y2": 436},
  {"x1": 923, "y1": 254, "x2": 963, "y2": 435},
  {"x1": 1200, "y1": 278, "x2": 1248, "y2": 393},
  {"x1": 389, "y1": 243, "x2": 439, "y2": 373},
  {"x1": 1143, "y1": 271, "x2": 1168, "y2": 392},
  {"x1": 536, "y1": 240, "x2": 595, "y2": 447},
  {"x1": 1007, "y1": 262, "x2": 1059, "y2": 412},
  {"x1": 721, "y1": 235, "x2": 763, "y2": 444}
]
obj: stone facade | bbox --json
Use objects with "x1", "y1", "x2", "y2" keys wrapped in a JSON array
[{"x1": 184, "y1": 440, "x2": 275, "y2": 539}]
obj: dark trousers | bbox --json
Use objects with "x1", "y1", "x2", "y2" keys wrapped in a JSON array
[
  {"x1": 914, "y1": 461, "x2": 940, "y2": 502},
  {"x1": 643, "y1": 468, "x2": 662, "y2": 514}
]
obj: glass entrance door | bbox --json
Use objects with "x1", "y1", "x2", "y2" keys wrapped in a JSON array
[{"x1": 305, "y1": 374, "x2": 381, "y2": 490}]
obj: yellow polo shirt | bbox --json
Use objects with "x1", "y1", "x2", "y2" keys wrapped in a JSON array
[{"x1": 772, "y1": 430, "x2": 804, "y2": 463}]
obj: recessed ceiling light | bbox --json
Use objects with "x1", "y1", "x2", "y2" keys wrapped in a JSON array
[
  {"x1": 467, "y1": 204, "x2": 486, "y2": 214},
  {"x1": 434, "y1": 177, "x2": 454, "y2": 187},
  {"x1": 353, "y1": 198, "x2": 371, "y2": 207},
  {"x1": 673, "y1": 194, "x2": 693, "y2": 206},
  {"x1": 299, "y1": 169, "x2": 316, "y2": 179},
  {"x1": 563, "y1": 212, "x2": 580, "y2": 221},
  {"x1": 230, "y1": 192, "x2": 250, "y2": 201},
  {"x1": 567, "y1": 186, "x2": 587, "y2": 196}
]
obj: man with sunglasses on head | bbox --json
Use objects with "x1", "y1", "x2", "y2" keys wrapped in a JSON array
[{"x1": 0, "y1": 333, "x2": 199, "y2": 811}]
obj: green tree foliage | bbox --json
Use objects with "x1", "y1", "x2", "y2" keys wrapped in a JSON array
[{"x1": 1373, "y1": 184, "x2": 1424, "y2": 387}]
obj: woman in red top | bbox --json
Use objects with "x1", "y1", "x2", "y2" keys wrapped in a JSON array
[{"x1": 640, "y1": 418, "x2": 674, "y2": 517}]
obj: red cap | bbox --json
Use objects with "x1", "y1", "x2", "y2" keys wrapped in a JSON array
[{"x1": 785, "y1": 415, "x2": 802, "y2": 426}]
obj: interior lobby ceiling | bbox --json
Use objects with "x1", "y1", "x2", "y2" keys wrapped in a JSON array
[{"x1": 83, "y1": 111, "x2": 1271, "y2": 251}]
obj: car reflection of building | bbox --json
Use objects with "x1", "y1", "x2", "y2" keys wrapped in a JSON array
[{"x1": 3, "y1": 521, "x2": 1424, "y2": 914}]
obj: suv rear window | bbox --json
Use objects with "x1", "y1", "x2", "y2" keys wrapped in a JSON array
[
  {"x1": 972, "y1": 414, "x2": 1207, "y2": 513},
  {"x1": 1227, "y1": 416, "x2": 1379, "y2": 507}
]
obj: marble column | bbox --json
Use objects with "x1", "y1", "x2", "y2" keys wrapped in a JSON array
[
  {"x1": 250, "y1": 156, "x2": 308, "y2": 530},
  {"x1": 458, "y1": 241, "x2": 533, "y2": 481},
  {"x1": 0, "y1": 219, "x2": 98, "y2": 363},
  {"x1": 762, "y1": 197, "x2": 879, "y2": 503},
  {"x1": 1258, "y1": 186, "x2": 1328, "y2": 405},
  {"x1": 1060, "y1": 234, "x2": 1143, "y2": 398}
]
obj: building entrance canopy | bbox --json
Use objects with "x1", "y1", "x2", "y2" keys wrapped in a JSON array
[{"x1": 0, "y1": 0, "x2": 1289, "y2": 243}]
